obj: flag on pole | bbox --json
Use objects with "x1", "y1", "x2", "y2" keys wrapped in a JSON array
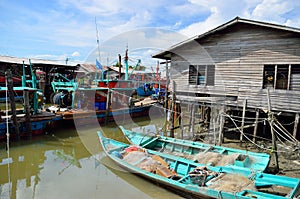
[{"x1": 96, "y1": 59, "x2": 103, "y2": 71}]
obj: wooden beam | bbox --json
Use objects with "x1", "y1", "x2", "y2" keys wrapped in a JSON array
[{"x1": 227, "y1": 123, "x2": 256, "y2": 132}]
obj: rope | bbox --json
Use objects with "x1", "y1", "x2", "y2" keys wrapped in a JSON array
[
  {"x1": 228, "y1": 114, "x2": 266, "y2": 122},
  {"x1": 111, "y1": 89, "x2": 299, "y2": 152},
  {"x1": 274, "y1": 119, "x2": 299, "y2": 144},
  {"x1": 222, "y1": 113, "x2": 287, "y2": 153},
  {"x1": 272, "y1": 125, "x2": 295, "y2": 146}
]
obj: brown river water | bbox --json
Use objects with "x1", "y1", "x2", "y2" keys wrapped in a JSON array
[{"x1": 0, "y1": 114, "x2": 183, "y2": 199}]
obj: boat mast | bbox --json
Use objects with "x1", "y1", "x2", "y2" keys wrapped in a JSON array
[
  {"x1": 125, "y1": 48, "x2": 129, "y2": 80},
  {"x1": 95, "y1": 17, "x2": 102, "y2": 80}
]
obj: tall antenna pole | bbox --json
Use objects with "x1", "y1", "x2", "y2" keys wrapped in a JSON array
[
  {"x1": 95, "y1": 17, "x2": 101, "y2": 62},
  {"x1": 125, "y1": 48, "x2": 129, "y2": 80}
]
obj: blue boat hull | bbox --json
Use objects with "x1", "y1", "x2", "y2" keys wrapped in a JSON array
[
  {"x1": 98, "y1": 130, "x2": 300, "y2": 199},
  {"x1": 120, "y1": 126, "x2": 270, "y2": 172},
  {"x1": 136, "y1": 86, "x2": 155, "y2": 97}
]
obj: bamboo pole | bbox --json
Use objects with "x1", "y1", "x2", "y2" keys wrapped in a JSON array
[
  {"x1": 252, "y1": 109, "x2": 259, "y2": 143},
  {"x1": 240, "y1": 99, "x2": 247, "y2": 143},
  {"x1": 293, "y1": 113, "x2": 299, "y2": 138}
]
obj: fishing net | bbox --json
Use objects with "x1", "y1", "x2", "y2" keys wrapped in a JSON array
[
  {"x1": 193, "y1": 152, "x2": 240, "y2": 166},
  {"x1": 208, "y1": 173, "x2": 256, "y2": 192},
  {"x1": 123, "y1": 149, "x2": 178, "y2": 178},
  {"x1": 123, "y1": 151, "x2": 149, "y2": 165}
]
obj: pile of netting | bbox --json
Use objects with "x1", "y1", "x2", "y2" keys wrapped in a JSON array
[
  {"x1": 193, "y1": 152, "x2": 241, "y2": 166},
  {"x1": 121, "y1": 146, "x2": 179, "y2": 178},
  {"x1": 207, "y1": 173, "x2": 256, "y2": 192}
]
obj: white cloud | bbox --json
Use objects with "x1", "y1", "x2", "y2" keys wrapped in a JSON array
[
  {"x1": 83, "y1": 28, "x2": 188, "y2": 67},
  {"x1": 72, "y1": 51, "x2": 81, "y2": 57},
  {"x1": 251, "y1": 0, "x2": 294, "y2": 22},
  {"x1": 1, "y1": 0, "x2": 300, "y2": 64},
  {"x1": 179, "y1": 0, "x2": 300, "y2": 37}
]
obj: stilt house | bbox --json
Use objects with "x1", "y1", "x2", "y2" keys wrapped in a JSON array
[{"x1": 153, "y1": 17, "x2": 300, "y2": 140}]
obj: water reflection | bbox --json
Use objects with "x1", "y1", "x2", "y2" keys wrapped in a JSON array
[{"x1": 0, "y1": 119, "x2": 182, "y2": 199}]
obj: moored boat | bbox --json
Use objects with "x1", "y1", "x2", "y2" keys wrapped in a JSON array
[
  {"x1": 120, "y1": 126, "x2": 270, "y2": 172},
  {"x1": 51, "y1": 50, "x2": 160, "y2": 125},
  {"x1": 98, "y1": 130, "x2": 300, "y2": 199}
]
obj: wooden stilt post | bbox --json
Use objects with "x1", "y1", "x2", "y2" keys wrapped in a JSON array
[
  {"x1": 190, "y1": 104, "x2": 195, "y2": 139},
  {"x1": 267, "y1": 88, "x2": 279, "y2": 172},
  {"x1": 218, "y1": 106, "x2": 225, "y2": 146},
  {"x1": 240, "y1": 99, "x2": 247, "y2": 143},
  {"x1": 187, "y1": 104, "x2": 192, "y2": 139},
  {"x1": 170, "y1": 97, "x2": 174, "y2": 137},
  {"x1": 105, "y1": 89, "x2": 112, "y2": 125},
  {"x1": 6, "y1": 70, "x2": 20, "y2": 140},
  {"x1": 212, "y1": 107, "x2": 221, "y2": 145},
  {"x1": 177, "y1": 102, "x2": 183, "y2": 139},
  {"x1": 24, "y1": 89, "x2": 32, "y2": 138},
  {"x1": 180, "y1": 112, "x2": 184, "y2": 139},
  {"x1": 164, "y1": 60, "x2": 169, "y2": 136},
  {"x1": 293, "y1": 113, "x2": 299, "y2": 138},
  {"x1": 253, "y1": 109, "x2": 259, "y2": 143},
  {"x1": 170, "y1": 81, "x2": 176, "y2": 138}
]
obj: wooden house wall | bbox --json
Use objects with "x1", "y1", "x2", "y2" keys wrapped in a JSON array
[{"x1": 170, "y1": 23, "x2": 300, "y2": 113}]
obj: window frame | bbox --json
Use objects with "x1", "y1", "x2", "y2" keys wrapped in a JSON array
[
  {"x1": 189, "y1": 65, "x2": 215, "y2": 86},
  {"x1": 263, "y1": 64, "x2": 300, "y2": 90}
]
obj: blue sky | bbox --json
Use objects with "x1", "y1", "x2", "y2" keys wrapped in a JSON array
[{"x1": 1, "y1": 0, "x2": 300, "y2": 67}]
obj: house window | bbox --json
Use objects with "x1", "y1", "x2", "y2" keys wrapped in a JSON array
[
  {"x1": 189, "y1": 65, "x2": 215, "y2": 86},
  {"x1": 263, "y1": 64, "x2": 300, "y2": 90}
]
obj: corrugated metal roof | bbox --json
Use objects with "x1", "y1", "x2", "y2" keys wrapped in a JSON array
[
  {"x1": 108, "y1": 66, "x2": 149, "y2": 74},
  {"x1": 152, "y1": 16, "x2": 300, "y2": 59},
  {"x1": 0, "y1": 55, "x2": 77, "y2": 66},
  {"x1": 78, "y1": 63, "x2": 97, "y2": 73},
  {"x1": 77, "y1": 64, "x2": 111, "y2": 73}
]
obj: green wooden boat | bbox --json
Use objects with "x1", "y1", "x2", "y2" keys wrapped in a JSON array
[
  {"x1": 98, "y1": 130, "x2": 300, "y2": 199},
  {"x1": 120, "y1": 126, "x2": 270, "y2": 172}
]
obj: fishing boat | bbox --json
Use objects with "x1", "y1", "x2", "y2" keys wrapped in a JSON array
[
  {"x1": 136, "y1": 83, "x2": 156, "y2": 96},
  {"x1": 120, "y1": 126, "x2": 270, "y2": 172},
  {"x1": 0, "y1": 61, "x2": 60, "y2": 140},
  {"x1": 98, "y1": 130, "x2": 300, "y2": 199},
  {"x1": 53, "y1": 50, "x2": 158, "y2": 125}
]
